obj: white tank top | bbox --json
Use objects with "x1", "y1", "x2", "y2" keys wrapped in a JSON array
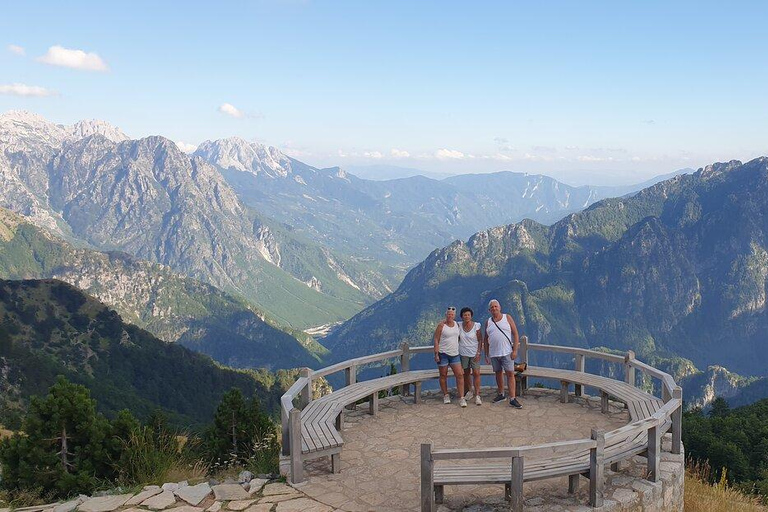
[
  {"x1": 438, "y1": 321, "x2": 460, "y2": 356},
  {"x1": 458, "y1": 322, "x2": 481, "y2": 356},
  {"x1": 486, "y1": 315, "x2": 513, "y2": 357}
]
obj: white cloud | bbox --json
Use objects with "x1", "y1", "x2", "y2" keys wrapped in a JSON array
[
  {"x1": 0, "y1": 83, "x2": 57, "y2": 97},
  {"x1": 435, "y1": 148, "x2": 465, "y2": 160},
  {"x1": 218, "y1": 103, "x2": 244, "y2": 118},
  {"x1": 577, "y1": 155, "x2": 615, "y2": 162},
  {"x1": 37, "y1": 45, "x2": 108, "y2": 71},
  {"x1": 390, "y1": 148, "x2": 410, "y2": 158},
  {"x1": 337, "y1": 149, "x2": 347, "y2": 158},
  {"x1": 7, "y1": 44, "x2": 25, "y2": 56},
  {"x1": 363, "y1": 150, "x2": 383, "y2": 159},
  {"x1": 175, "y1": 141, "x2": 197, "y2": 153}
]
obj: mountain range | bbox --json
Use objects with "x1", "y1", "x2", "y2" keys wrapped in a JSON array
[
  {"x1": 195, "y1": 136, "x2": 684, "y2": 268},
  {"x1": 326, "y1": 157, "x2": 768, "y2": 380},
  {"x1": 0, "y1": 111, "x2": 392, "y2": 329},
  {"x1": 0, "y1": 207, "x2": 323, "y2": 370},
  {"x1": 0, "y1": 110, "x2": 681, "y2": 335}
]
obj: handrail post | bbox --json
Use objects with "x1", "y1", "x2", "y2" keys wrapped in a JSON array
[
  {"x1": 672, "y1": 386, "x2": 683, "y2": 454},
  {"x1": 300, "y1": 367, "x2": 312, "y2": 408},
  {"x1": 589, "y1": 428, "x2": 605, "y2": 508},
  {"x1": 624, "y1": 350, "x2": 635, "y2": 387},
  {"x1": 520, "y1": 335, "x2": 529, "y2": 393},
  {"x1": 420, "y1": 442, "x2": 434, "y2": 512},
  {"x1": 662, "y1": 383, "x2": 671, "y2": 403},
  {"x1": 510, "y1": 456, "x2": 524, "y2": 512},
  {"x1": 400, "y1": 342, "x2": 411, "y2": 396},
  {"x1": 289, "y1": 408, "x2": 304, "y2": 484},
  {"x1": 574, "y1": 353, "x2": 585, "y2": 397},
  {"x1": 345, "y1": 364, "x2": 357, "y2": 386},
  {"x1": 345, "y1": 364, "x2": 358, "y2": 410},
  {"x1": 648, "y1": 423, "x2": 660, "y2": 482},
  {"x1": 281, "y1": 405, "x2": 290, "y2": 456}
]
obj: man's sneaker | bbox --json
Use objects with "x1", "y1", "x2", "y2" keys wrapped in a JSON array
[
  {"x1": 509, "y1": 398, "x2": 523, "y2": 409},
  {"x1": 475, "y1": 395, "x2": 482, "y2": 406},
  {"x1": 459, "y1": 398, "x2": 468, "y2": 408},
  {"x1": 492, "y1": 393, "x2": 506, "y2": 403},
  {"x1": 464, "y1": 389, "x2": 473, "y2": 400},
  {"x1": 443, "y1": 394, "x2": 451, "y2": 404}
]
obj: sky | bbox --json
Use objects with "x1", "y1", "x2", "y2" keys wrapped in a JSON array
[{"x1": 1, "y1": 1, "x2": 767, "y2": 185}]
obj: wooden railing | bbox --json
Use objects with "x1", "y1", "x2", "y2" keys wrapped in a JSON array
[{"x1": 280, "y1": 336, "x2": 684, "y2": 509}]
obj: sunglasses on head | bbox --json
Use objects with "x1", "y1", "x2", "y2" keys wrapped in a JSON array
[{"x1": 447, "y1": 307, "x2": 456, "y2": 311}]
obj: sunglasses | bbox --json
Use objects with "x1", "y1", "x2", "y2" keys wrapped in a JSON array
[{"x1": 447, "y1": 307, "x2": 456, "y2": 311}]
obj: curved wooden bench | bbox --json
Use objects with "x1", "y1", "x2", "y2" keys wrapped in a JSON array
[
  {"x1": 427, "y1": 399, "x2": 680, "y2": 511},
  {"x1": 298, "y1": 369, "x2": 440, "y2": 471},
  {"x1": 298, "y1": 364, "x2": 663, "y2": 477}
]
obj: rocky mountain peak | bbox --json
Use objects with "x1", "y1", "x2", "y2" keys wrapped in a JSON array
[
  {"x1": 0, "y1": 109, "x2": 68, "y2": 148},
  {"x1": 194, "y1": 137, "x2": 292, "y2": 178},
  {"x1": 69, "y1": 119, "x2": 129, "y2": 143},
  {"x1": 699, "y1": 159, "x2": 743, "y2": 179}
]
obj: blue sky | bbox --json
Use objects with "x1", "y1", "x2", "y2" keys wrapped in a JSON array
[{"x1": 2, "y1": 1, "x2": 767, "y2": 184}]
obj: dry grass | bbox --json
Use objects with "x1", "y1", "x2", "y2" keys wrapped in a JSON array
[
  {"x1": 0, "y1": 428, "x2": 12, "y2": 440},
  {"x1": 164, "y1": 459, "x2": 209, "y2": 485},
  {"x1": 685, "y1": 462, "x2": 767, "y2": 512}
]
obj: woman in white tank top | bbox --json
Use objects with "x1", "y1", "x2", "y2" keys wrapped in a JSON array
[{"x1": 433, "y1": 307, "x2": 467, "y2": 407}]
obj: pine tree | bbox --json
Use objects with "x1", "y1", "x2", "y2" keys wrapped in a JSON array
[
  {"x1": 0, "y1": 376, "x2": 135, "y2": 497},
  {"x1": 203, "y1": 388, "x2": 276, "y2": 465}
]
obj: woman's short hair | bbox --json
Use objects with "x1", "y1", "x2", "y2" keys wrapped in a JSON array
[{"x1": 459, "y1": 307, "x2": 473, "y2": 317}]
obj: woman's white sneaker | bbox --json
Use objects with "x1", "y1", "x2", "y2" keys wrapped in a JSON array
[
  {"x1": 459, "y1": 398, "x2": 468, "y2": 408},
  {"x1": 443, "y1": 394, "x2": 451, "y2": 404},
  {"x1": 475, "y1": 395, "x2": 482, "y2": 405}
]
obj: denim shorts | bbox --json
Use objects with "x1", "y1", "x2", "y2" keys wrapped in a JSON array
[
  {"x1": 438, "y1": 352, "x2": 461, "y2": 367},
  {"x1": 491, "y1": 354, "x2": 515, "y2": 372}
]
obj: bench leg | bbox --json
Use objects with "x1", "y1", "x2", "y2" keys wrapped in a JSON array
[
  {"x1": 434, "y1": 485, "x2": 444, "y2": 504},
  {"x1": 601, "y1": 391, "x2": 609, "y2": 414},
  {"x1": 331, "y1": 453, "x2": 341, "y2": 474},
  {"x1": 504, "y1": 483, "x2": 511, "y2": 501},
  {"x1": 560, "y1": 381, "x2": 569, "y2": 403},
  {"x1": 574, "y1": 383, "x2": 582, "y2": 397},
  {"x1": 335, "y1": 412, "x2": 344, "y2": 431},
  {"x1": 569, "y1": 474, "x2": 579, "y2": 494},
  {"x1": 414, "y1": 382, "x2": 422, "y2": 404},
  {"x1": 511, "y1": 456, "x2": 524, "y2": 512},
  {"x1": 369, "y1": 392, "x2": 379, "y2": 416},
  {"x1": 520, "y1": 375, "x2": 528, "y2": 396}
]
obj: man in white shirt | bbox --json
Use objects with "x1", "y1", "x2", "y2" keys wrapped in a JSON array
[{"x1": 483, "y1": 299, "x2": 522, "y2": 408}]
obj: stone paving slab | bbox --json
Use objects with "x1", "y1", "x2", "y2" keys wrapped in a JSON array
[
  {"x1": 211, "y1": 485, "x2": 249, "y2": 501},
  {"x1": 141, "y1": 491, "x2": 176, "y2": 510},
  {"x1": 261, "y1": 483, "x2": 299, "y2": 496},
  {"x1": 126, "y1": 488, "x2": 163, "y2": 506},
  {"x1": 174, "y1": 483, "x2": 212, "y2": 506},
  {"x1": 79, "y1": 494, "x2": 133, "y2": 512},
  {"x1": 225, "y1": 500, "x2": 254, "y2": 511},
  {"x1": 274, "y1": 498, "x2": 333, "y2": 512},
  {"x1": 242, "y1": 506, "x2": 272, "y2": 512}
]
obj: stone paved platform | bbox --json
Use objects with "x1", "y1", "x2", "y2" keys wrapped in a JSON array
[{"x1": 291, "y1": 388, "x2": 634, "y2": 511}]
